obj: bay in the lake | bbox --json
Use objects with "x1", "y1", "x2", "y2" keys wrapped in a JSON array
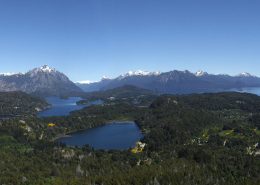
[
  {"x1": 38, "y1": 97, "x2": 102, "y2": 117},
  {"x1": 57, "y1": 122, "x2": 143, "y2": 150},
  {"x1": 228, "y1": 87, "x2": 260, "y2": 96}
]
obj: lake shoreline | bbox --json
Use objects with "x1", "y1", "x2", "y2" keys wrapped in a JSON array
[
  {"x1": 37, "y1": 97, "x2": 103, "y2": 118},
  {"x1": 52, "y1": 120, "x2": 139, "y2": 141},
  {"x1": 53, "y1": 121, "x2": 143, "y2": 150}
]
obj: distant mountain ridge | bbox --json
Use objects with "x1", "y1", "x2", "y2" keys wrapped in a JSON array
[
  {"x1": 2, "y1": 66, "x2": 260, "y2": 96},
  {"x1": 82, "y1": 85, "x2": 155, "y2": 100},
  {"x1": 77, "y1": 70, "x2": 260, "y2": 94},
  {"x1": 0, "y1": 65, "x2": 82, "y2": 97}
]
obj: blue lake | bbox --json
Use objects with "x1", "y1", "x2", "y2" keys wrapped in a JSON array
[
  {"x1": 38, "y1": 97, "x2": 102, "y2": 117},
  {"x1": 229, "y1": 87, "x2": 260, "y2": 96},
  {"x1": 38, "y1": 97, "x2": 142, "y2": 150},
  {"x1": 57, "y1": 122, "x2": 143, "y2": 150}
]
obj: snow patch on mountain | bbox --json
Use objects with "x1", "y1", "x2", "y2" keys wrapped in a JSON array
[
  {"x1": 76, "y1": 80, "x2": 94, "y2": 84},
  {"x1": 0, "y1": 72, "x2": 17, "y2": 76},
  {"x1": 27, "y1": 65, "x2": 58, "y2": 78},
  {"x1": 195, "y1": 70, "x2": 208, "y2": 77},
  {"x1": 101, "y1": 76, "x2": 111, "y2": 80},
  {"x1": 118, "y1": 70, "x2": 161, "y2": 79},
  {"x1": 76, "y1": 76, "x2": 111, "y2": 85},
  {"x1": 39, "y1": 65, "x2": 56, "y2": 73},
  {"x1": 238, "y1": 72, "x2": 255, "y2": 77},
  {"x1": 0, "y1": 65, "x2": 57, "y2": 77}
]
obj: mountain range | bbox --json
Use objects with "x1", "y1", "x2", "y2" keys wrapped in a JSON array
[
  {"x1": 1, "y1": 65, "x2": 260, "y2": 96},
  {"x1": 77, "y1": 70, "x2": 260, "y2": 94}
]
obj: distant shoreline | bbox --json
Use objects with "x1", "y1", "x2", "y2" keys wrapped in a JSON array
[{"x1": 52, "y1": 120, "x2": 138, "y2": 141}]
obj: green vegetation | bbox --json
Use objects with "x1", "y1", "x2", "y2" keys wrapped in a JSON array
[
  {"x1": 78, "y1": 85, "x2": 157, "y2": 106},
  {"x1": 0, "y1": 91, "x2": 48, "y2": 117},
  {"x1": 0, "y1": 91, "x2": 260, "y2": 184}
]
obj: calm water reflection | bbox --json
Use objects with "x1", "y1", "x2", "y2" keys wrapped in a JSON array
[
  {"x1": 57, "y1": 122, "x2": 143, "y2": 150},
  {"x1": 38, "y1": 97, "x2": 102, "y2": 117}
]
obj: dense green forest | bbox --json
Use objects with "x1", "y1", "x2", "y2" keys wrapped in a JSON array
[
  {"x1": 78, "y1": 85, "x2": 157, "y2": 106},
  {"x1": 0, "y1": 91, "x2": 259, "y2": 184},
  {"x1": 0, "y1": 91, "x2": 48, "y2": 117}
]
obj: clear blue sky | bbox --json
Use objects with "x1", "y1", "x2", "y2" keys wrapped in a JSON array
[{"x1": 0, "y1": 0, "x2": 259, "y2": 81}]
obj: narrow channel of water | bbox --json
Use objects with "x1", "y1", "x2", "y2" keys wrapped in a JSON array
[{"x1": 38, "y1": 97, "x2": 102, "y2": 117}]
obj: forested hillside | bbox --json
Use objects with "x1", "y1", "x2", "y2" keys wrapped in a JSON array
[
  {"x1": 0, "y1": 92, "x2": 259, "y2": 184},
  {"x1": 0, "y1": 91, "x2": 48, "y2": 117}
]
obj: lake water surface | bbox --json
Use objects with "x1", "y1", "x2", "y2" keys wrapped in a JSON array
[
  {"x1": 57, "y1": 122, "x2": 143, "y2": 150},
  {"x1": 39, "y1": 97, "x2": 142, "y2": 150},
  {"x1": 38, "y1": 97, "x2": 102, "y2": 117},
  {"x1": 229, "y1": 87, "x2": 260, "y2": 96}
]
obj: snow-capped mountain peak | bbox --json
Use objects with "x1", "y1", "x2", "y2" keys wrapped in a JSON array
[
  {"x1": 238, "y1": 72, "x2": 254, "y2": 77},
  {"x1": 39, "y1": 65, "x2": 56, "y2": 73},
  {"x1": 1, "y1": 65, "x2": 57, "y2": 77},
  {"x1": 101, "y1": 76, "x2": 111, "y2": 80},
  {"x1": 28, "y1": 65, "x2": 57, "y2": 77},
  {"x1": 119, "y1": 70, "x2": 161, "y2": 79},
  {"x1": 127, "y1": 70, "x2": 150, "y2": 76},
  {"x1": 0, "y1": 65, "x2": 82, "y2": 96},
  {"x1": 195, "y1": 70, "x2": 208, "y2": 77}
]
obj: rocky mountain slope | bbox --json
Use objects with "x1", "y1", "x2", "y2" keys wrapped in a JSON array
[
  {"x1": 77, "y1": 70, "x2": 260, "y2": 94},
  {"x1": 0, "y1": 65, "x2": 82, "y2": 97}
]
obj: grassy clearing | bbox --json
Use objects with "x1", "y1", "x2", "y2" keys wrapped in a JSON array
[{"x1": 219, "y1": 130, "x2": 234, "y2": 137}]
